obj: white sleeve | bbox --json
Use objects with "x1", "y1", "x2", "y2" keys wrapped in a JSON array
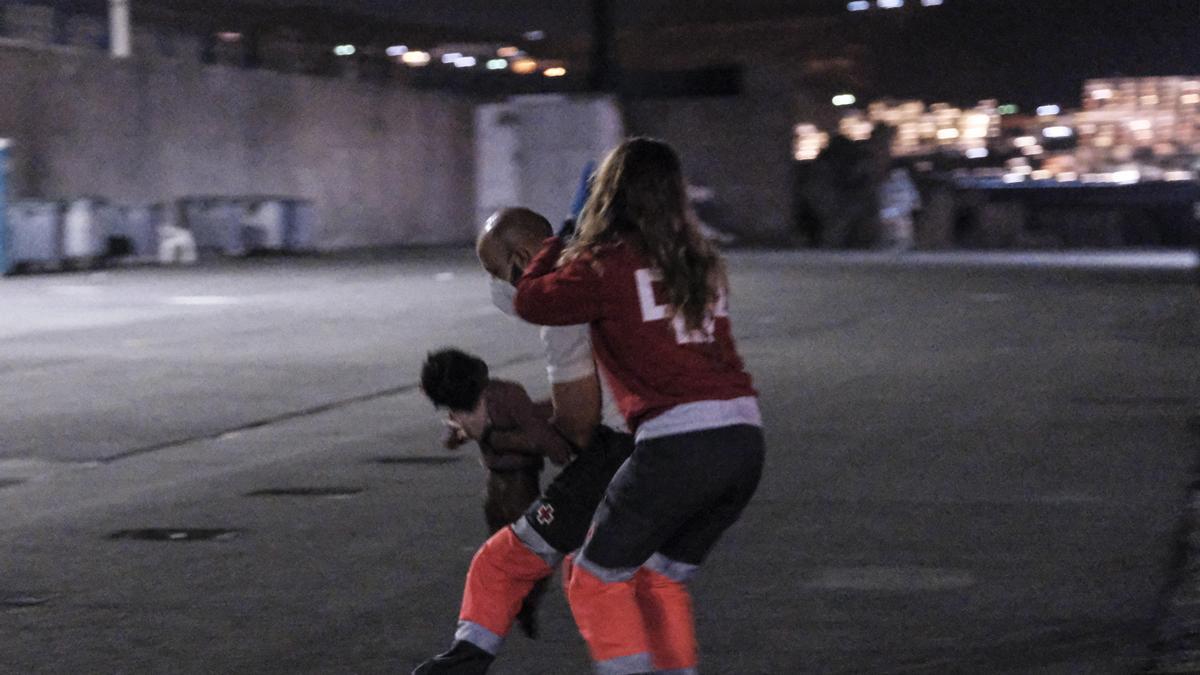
[
  {"x1": 539, "y1": 324, "x2": 596, "y2": 384},
  {"x1": 489, "y1": 277, "x2": 519, "y2": 317}
]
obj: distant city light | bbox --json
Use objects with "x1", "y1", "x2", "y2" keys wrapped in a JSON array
[
  {"x1": 1111, "y1": 169, "x2": 1140, "y2": 185},
  {"x1": 486, "y1": 59, "x2": 508, "y2": 70},
  {"x1": 402, "y1": 50, "x2": 431, "y2": 66},
  {"x1": 441, "y1": 52, "x2": 462, "y2": 64},
  {"x1": 497, "y1": 46, "x2": 520, "y2": 58},
  {"x1": 1021, "y1": 144, "x2": 1044, "y2": 156},
  {"x1": 832, "y1": 94, "x2": 857, "y2": 107},
  {"x1": 936, "y1": 128, "x2": 959, "y2": 140},
  {"x1": 1012, "y1": 135, "x2": 1037, "y2": 148},
  {"x1": 1164, "y1": 171, "x2": 1196, "y2": 182},
  {"x1": 1183, "y1": 94, "x2": 1200, "y2": 105},
  {"x1": 454, "y1": 56, "x2": 477, "y2": 68},
  {"x1": 847, "y1": 1, "x2": 870, "y2": 10},
  {"x1": 1001, "y1": 173, "x2": 1025, "y2": 184},
  {"x1": 386, "y1": 45, "x2": 409, "y2": 57},
  {"x1": 964, "y1": 147, "x2": 989, "y2": 159},
  {"x1": 921, "y1": 0, "x2": 944, "y2": 5},
  {"x1": 878, "y1": 0, "x2": 904, "y2": 8},
  {"x1": 216, "y1": 32, "x2": 242, "y2": 43},
  {"x1": 1128, "y1": 119, "x2": 1152, "y2": 131},
  {"x1": 511, "y1": 58, "x2": 538, "y2": 75},
  {"x1": 333, "y1": 44, "x2": 356, "y2": 57},
  {"x1": 1140, "y1": 94, "x2": 1159, "y2": 105},
  {"x1": 523, "y1": 30, "x2": 546, "y2": 41},
  {"x1": 1056, "y1": 172, "x2": 1079, "y2": 182},
  {"x1": 997, "y1": 104, "x2": 1019, "y2": 115},
  {"x1": 543, "y1": 66, "x2": 567, "y2": 78},
  {"x1": 1030, "y1": 170, "x2": 1053, "y2": 181},
  {"x1": 1035, "y1": 104, "x2": 1061, "y2": 116},
  {"x1": 1091, "y1": 88, "x2": 1113, "y2": 100},
  {"x1": 1042, "y1": 126, "x2": 1073, "y2": 138}
]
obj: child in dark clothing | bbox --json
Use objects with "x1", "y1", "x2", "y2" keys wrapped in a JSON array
[{"x1": 419, "y1": 348, "x2": 573, "y2": 639}]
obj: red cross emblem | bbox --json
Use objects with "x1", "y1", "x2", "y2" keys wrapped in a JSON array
[{"x1": 536, "y1": 503, "x2": 555, "y2": 525}]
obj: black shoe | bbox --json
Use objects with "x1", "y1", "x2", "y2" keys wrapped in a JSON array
[
  {"x1": 515, "y1": 601, "x2": 539, "y2": 639},
  {"x1": 515, "y1": 577, "x2": 549, "y2": 640},
  {"x1": 411, "y1": 641, "x2": 494, "y2": 675}
]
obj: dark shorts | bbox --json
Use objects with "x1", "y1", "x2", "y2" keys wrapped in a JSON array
[
  {"x1": 579, "y1": 424, "x2": 765, "y2": 577},
  {"x1": 519, "y1": 425, "x2": 635, "y2": 554}
]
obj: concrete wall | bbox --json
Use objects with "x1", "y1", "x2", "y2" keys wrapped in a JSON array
[
  {"x1": 624, "y1": 73, "x2": 800, "y2": 245},
  {"x1": 0, "y1": 42, "x2": 476, "y2": 248}
]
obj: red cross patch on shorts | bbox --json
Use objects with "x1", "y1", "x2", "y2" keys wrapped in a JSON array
[{"x1": 536, "y1": 503, "x2": 555, "y2": 525}]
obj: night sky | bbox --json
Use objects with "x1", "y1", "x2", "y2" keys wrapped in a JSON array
[
  {"x1": 852, "y1": 0, "x2": 1200, "y2": 109},
  {"x1": 49, "y1": 0, "x2": 1200, "y2": 107}
]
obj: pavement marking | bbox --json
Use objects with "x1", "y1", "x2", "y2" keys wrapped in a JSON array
[
  {"x1": 164, "y1": 295, "x2": 241, "y2": 306},
  {"x1": 0, "y1": 458, "x2": 98, "y2": 482},
  {"x1": 48, "y1": 285, "x2": 101, "y2": 296},
  {"x1": 804, "y1": 566, "x2": 976, "y2": 592},
  {"x1": 245, "y1": 487, "x2": 364, "y2": 498}
]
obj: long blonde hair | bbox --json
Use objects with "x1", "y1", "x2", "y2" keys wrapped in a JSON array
[{"x1": 560, "y1": 138, "x2": 725, "y2": 331}]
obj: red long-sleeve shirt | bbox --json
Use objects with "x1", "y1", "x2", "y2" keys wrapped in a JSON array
[{"x1": 514, "y1": 237, "x2": 756, "y2": 432}]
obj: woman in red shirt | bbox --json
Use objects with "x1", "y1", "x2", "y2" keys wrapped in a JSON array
[{"x1": 514, "y1": 137, "x2": 765, "y2": 675}]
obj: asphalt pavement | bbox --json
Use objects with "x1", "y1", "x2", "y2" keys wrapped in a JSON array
[{"x1": 0, "y1": 248, "x2": 1196, "y2": 674}]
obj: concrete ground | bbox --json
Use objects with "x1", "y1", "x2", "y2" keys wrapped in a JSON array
[{"x1": 0, "y1": 249, "x2": 1196, "y2": 674}]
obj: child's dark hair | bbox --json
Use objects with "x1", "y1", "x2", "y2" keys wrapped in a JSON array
[{"x1": 421, "y1": 348, "x2": 489, "y2": 411}]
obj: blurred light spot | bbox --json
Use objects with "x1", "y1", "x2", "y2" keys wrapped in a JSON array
[
  {"x1": 1013, "y1": 135, "x2": 1037, "y2": 148},
  {"x1": 936, "y1": 128, "x2": 959, "y2": 140},
  {"x1": 333, "y1": 44, "x2": 355, "y2": 57},
  {"x1": 402, "y1": 51, "x2": 431, "y2": 66},
  {"x1": 454, "y1": 56, "x2": 477, "y2": 68},
  {"x1": 964, "y1": 147, "x2": 988, "y2": 159},
  {"x1": 1165, "y1": 171, "x2": 1196, "y2": 182},
  {"x1": 1021, "y1": 144, "x2": 1044, "y2": 156},
  {"x1": 847, "y1": 0, "x2": 870, "y2": 10},
  {"x1": 997, "y1": 104, "x2": 1018, "y2": 115},
  {"x1": 523, "y1": 30, "x2": 545, "y2": 41},
  {"x1": 1128, "y1": 119, "x2": 1152, "y2": 131},
  {"x1": 497, "y1": 46, "x2": 520, "y2": 58},
  {"x1": 1056, "y1": 171, "x2": 1079, "y2": 182},
  {"x1": 832, "y1": 93, "x2": 856, "y2": 106},
  {"x1": 1001, "y1": 173, "x2": 1025, "y2": 184},
  {"x1": 386, "y1": 45, "x2": 408, "y2": 57},
  {"x1": 1091, "y1": 88, "x2": 1113, "y2": 100},
  {"x1": 878, "y1": 0, "x2": 903, "y2": 8},
  {"x1": 1183, "y1": 93, "x2": 1200, "y2": 105},
  {"x1": 1042, "y1": 125, "x2": 1073, "y2": 138},
  {"x1": 1112, "y1": 169, "x2": 1140, "y2": 184},
  {"x1": 511, "y1": 58, "x2": 538, "y2": 74},
  {"x1": 543, "y1": 66, "x2": 567, "y2": 78},
  {"x1": 1030, "y1": 170, "x2": 1052, "y2": 181},
  {"x1": 921, "y1": 0, "x2": 943, "y2": 5},
  {"x1": 441, "y1": 52, "x2": 462, "y2": 64},
  {"x1": 1140, "y1": 94, "x2": 1159, "y2": 106},
  {"x1": 216, "y1": 32, "x2": 242, "y2": 43},
  {"x1": 486, "y1": 58, "x2": 508, "y2": 70},
  {"x1": 1035, "y1": 104, "x2": 1060, "y2": 116}
]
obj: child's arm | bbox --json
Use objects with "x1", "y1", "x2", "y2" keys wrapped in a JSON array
[{"x1": 485, "y1": 381, "x2": 574, "y2": 466}]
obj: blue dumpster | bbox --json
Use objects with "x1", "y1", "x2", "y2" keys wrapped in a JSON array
[
  {"x1": 7, "y1": 199, "x2": 64, "y2": 270},
  {"x1": 179, "y1": 197, "x2": 246, "y2": 256},
  {"x1": 283, "y1": 199, "x2": 316, "y2": 252},
  {"x1": 103, "y1": 203, "x2": 158, "y2": 260}
]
